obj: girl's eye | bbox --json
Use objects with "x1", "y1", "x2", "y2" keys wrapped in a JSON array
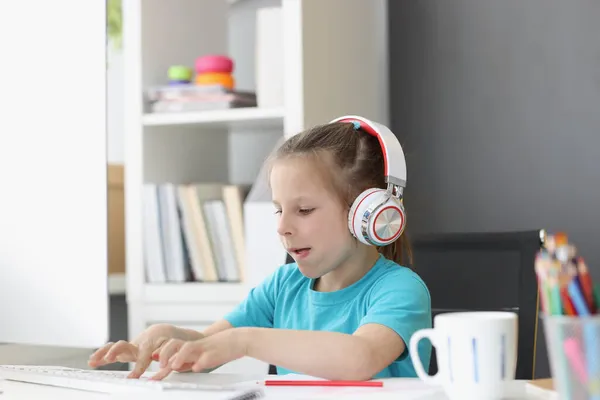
[
  {"x1": 274, "y1": 210, "x2": 282, "y2": 215},
  {"x1": 299, "y1": 208, "x2": 314, "y2": 215}
]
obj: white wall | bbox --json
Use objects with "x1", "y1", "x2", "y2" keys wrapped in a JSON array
[{"x1": 107, "y1": 43, "x2": 125, "y2": 164}]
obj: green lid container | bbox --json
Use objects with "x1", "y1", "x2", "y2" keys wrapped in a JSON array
[{"x1": 168, "y1": 65, "x2": 193, "y2": 82}]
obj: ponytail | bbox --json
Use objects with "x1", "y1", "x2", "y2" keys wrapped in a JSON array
[{"x1": 378, "y1": 233, "x2": 414, "y2": 269}]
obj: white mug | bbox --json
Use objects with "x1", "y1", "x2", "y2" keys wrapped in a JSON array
[{"x1": 409, "y1": 311, "x2": 518, "y2": 400}]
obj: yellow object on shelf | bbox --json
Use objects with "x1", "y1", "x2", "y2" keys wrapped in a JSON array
[{"x1": 195, "y1": 72, "x2": 235, "y2": 89}]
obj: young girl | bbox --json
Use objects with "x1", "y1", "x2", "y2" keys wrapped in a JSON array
[{"x1": 88, "y1": 115, "x2": 432, "y2": 381}]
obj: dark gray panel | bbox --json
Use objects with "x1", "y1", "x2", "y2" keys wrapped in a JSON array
[
  {"x1": 388, "y1": 0, "x2": 600, "y2": 379},
  {"x1": 388, "y1": 0, "x2": 600, "y2": 273}
]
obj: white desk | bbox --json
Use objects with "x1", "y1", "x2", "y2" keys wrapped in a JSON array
[{"x1": 0, "y1": 370, "x2": 556, "y2": 400}]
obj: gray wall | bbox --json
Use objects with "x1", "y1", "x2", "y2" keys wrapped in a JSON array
[
  {"x1": 388, "y1": 0, "x2": 600, "y2": 379},
  {"x1": 389, "y1": 0, "x2": 600, "y2": 277}
]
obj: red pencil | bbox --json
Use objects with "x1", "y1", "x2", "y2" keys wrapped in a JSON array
[
  {"x1": 264, "y1": 380, "x2": 383, "y2": 387},
  {"x1": 577, "y1": 257, "x2": 595, "y2": 312},
  {"x1": 560, "y1": 287, "x2": 576, "y2": 316}
]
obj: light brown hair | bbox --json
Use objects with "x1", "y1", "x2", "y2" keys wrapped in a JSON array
[{"x1": 268, "y1": 121, "x2": 413, "y2": 268}]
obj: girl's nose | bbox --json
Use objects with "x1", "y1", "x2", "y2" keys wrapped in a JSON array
[{"x1": 277, "y1": 213, "x2": 293, "y2": 236}]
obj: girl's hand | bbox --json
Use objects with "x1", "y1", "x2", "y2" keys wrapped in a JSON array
[
  {"x1": 150, "y1": 328, "x2": 247, "y2": 381},
  {"x1": 88, "y1": 323, "x2": 200, "y2": 378}
]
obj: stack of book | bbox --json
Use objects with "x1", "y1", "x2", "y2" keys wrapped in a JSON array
[
  {"x1": 143, "y1": 182, "x2": 251, "y2": 283},
  {"x1": 145, "y1": 84, "x2": 257, "y2": 113}
]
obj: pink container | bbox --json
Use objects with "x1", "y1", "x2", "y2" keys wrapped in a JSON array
[{"x1": 195, "y1": 55, "x2": 234, "y2": 74}]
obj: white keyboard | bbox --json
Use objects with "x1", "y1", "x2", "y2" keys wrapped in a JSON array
[{"x1": 0, "y1": 365, "x2": 264, "y2": 397}]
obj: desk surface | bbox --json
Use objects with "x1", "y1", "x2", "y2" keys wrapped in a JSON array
[
  {"x1": 0, "y1": 370, "x2": 556, "y2": 400},
  {"x1": 529, "y1": 379, "x2": 554, "y2": 391}
]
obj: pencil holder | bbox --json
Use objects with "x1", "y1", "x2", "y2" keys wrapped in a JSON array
[{"x1": 543, "y1": 315, "x2": 600, "y2": 400}]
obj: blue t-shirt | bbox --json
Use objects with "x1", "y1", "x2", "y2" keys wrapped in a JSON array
[{"x1": 224, "y1": 254, "x2": 432, "y2": 378}]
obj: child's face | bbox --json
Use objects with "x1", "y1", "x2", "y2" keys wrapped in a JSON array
[{"x1": 270, "y1": 157, "x2": 355, "y2": 278}]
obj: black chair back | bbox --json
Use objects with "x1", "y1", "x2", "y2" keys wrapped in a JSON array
[{"x1": 410, "y1": 230, "x2": 545, "y2": 380}]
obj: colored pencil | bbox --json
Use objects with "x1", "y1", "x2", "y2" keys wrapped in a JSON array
[
  {"x1": 536, "y1": 233, "x2": 598, "y2": 317},
  {"x1": 535, "y1": 256, "x2": 550, "y2": 313},
  {"x1": 576, "y1": 257, "x2": 595, "y2": 312},
  {"x1": 560, "y1": 287, "x2": 576, "y2": 316},
  {"x1": 563, "y1": 337, "x2": 588, "y2": 384},
  {"x1": 535, "y1": 232, "x2": 600, "y2": 400}
]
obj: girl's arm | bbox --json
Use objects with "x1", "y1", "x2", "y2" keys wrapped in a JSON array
[
  {"x1": 199, "y1": 319, "x2": 233, "y2": 337},
  {"x1": 241, "y1": 323, "x2": 405, "y2": 380}
]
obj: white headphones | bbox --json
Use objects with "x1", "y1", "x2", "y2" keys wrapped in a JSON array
[{"x1": 329, "y1": 115, "x2": 407, "y2": 246}]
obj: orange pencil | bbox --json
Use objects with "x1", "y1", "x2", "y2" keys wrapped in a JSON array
[
  {"x1": 554, "y1": 232, "x2": 568, "y2": 247},
  {"x1": 560, "y1": 287, "x2": 576, "y2": 316}
]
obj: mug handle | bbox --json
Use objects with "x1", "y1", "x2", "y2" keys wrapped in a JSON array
[{"x1": 409, "y1": 328, "x2": 441, "y2": 385}]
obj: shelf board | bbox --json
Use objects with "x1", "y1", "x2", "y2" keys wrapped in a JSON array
[
  {"x1": 142, "y1": 107, "x2": 285, "y2": 128},
  {"x1": 108, "y1": 273, "x2": 126, "y2": 296},
  {"x1": 144, "y1": 282, "x2": 248, "y2": 303}
]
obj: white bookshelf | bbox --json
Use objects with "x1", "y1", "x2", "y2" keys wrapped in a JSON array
[
  {"x1": 143, "y1": 282, "x2": 246, "y2": 303},
  {"x1": 108, "y1": 273, "x2": 126, "y2": 296},
  {"x1": 123, "y1": 0, "x2": 389, "y2": 374},
  {"x1": 141, "y1": 106, "x2": 285, "y2": 127}
]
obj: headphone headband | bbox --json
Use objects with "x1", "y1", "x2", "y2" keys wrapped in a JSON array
[{"x1": 329, "y1": 115, "x2": 407, "y2": 188}]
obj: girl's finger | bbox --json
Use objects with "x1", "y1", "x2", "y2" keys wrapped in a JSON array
[
  {"x1": 104, "y1": 341, "x2": 137, "y2": 363},
  {"x1": 192, "y1": 356, "x2": 206, "y2": 372},
  {"x1": 156, "y1": 339, "x2": 184, "y2": 368},
  {"x1": 114, "y1": 350, "x2": 137, "y2": 363},
  {"x1": 149, "y1": 361, "x2": 194, "y2": 381},
  {"x1": 170, "y1": 342, "x2": 201, "y2": 370},
  {"x1": 88, "y1": 342, "x2": 115, "y2": 366},
  {"x1": 192, "y1": 352, "x2": 216, "y2": 372},
  {"x1": 177, "y1": 362, "x2": 195, "y2": 372},
  {"x1": 153, "y1": 336, "x2": 171, "y2": 352},
  {"x1": 128, "y1": 343, "x2": 154, "y2": 379},
  {"x1": 149, "y1": 366, "x2": 172, "y2": 381},
  {"x1": 167, "y1": 354, "x2": 195, "y2": 372},
  {"x1": 150, "y1": 337, "x2": 170, "y2": 361}
]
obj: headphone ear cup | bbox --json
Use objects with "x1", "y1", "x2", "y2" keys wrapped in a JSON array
[
  {"x1": 384, "y1": 197, "x2": 406, "y2": 242},
  {"x1": 348, "y1": 188, "x2": 382, "y2": 245},
  {"x1": 348, "y1": 188, "x2": 406, "y2": 246}
]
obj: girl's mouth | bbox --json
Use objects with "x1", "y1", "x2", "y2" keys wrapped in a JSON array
[{"x1": 290, "y1": 248, "x2": 311, "y2": 258}]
